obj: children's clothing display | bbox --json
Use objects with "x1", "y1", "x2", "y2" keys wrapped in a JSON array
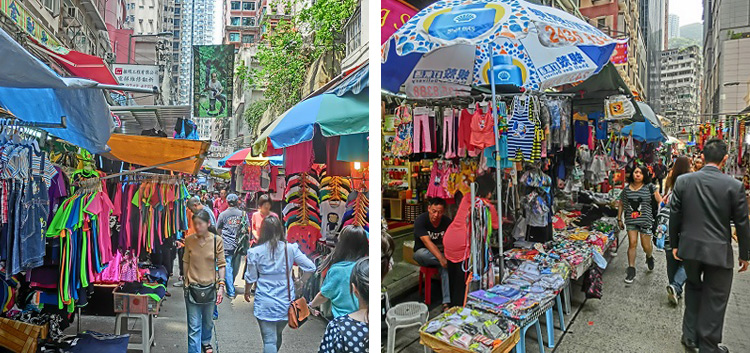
[
  {"x1": 283, "y1": 172, "x2": 322, "y2": 254},
  {"x1": 391, "y1": 105, "x2": 413, "y2": 157}
]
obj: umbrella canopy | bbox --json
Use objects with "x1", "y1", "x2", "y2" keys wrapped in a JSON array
[
  {"x1": 0, "y1": 28, "x2": 113, "y2": 154},
  {"x1": 252, "y1": 89, "x2": 368, "y2": 154},
  {"x1": 381, "y1": 0, "x2": 624, "y2": 97},
  {"x1": 219, "y1": 148, "x2": 283, "y2": 167},
  {"x1": 620, "y1": 120, "x2": 665, "y2": 143}
]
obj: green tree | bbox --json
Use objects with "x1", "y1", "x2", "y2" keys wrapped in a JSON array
[{"x1": 239, "y1": 0, "x2": 357, "y2": 132}]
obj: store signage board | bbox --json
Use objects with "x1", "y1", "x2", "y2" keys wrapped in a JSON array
[
  {"x1": 112, "y1": 64, "x2": 160, "y2": 90},
  {"x1": 405, "y1": 45, "x2": 473, "y2": 99},
  {"x1": 610, "y1": 42, "x2": 628, "y2": 64},
  {"x1": 381, "y1": 0, "x2": 417, "y2": 45},
  {"x1": 1, "y1": 0, "x2": 61, "y2": 48}
]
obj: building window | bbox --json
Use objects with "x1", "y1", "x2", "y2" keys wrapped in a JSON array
[
  {"x1": 242, "y1": 17, "x2": 254, "y2": 26},
  {"x1": 231, "y1": 17, "x2": 241, "y2": 26},
  {"x1": 597, "y1": 17, "x2": 606, "y2": 30},
  {"x1": 231, "y1": 1, "x2": 240, "y2": 10},
  {"x1": 229, "y1": 33, "x2": 240, "y2": 42},
  {"x1": 173, "y1": 30, "x2": 180, "y2": 38},
  {"x1": 242, "y1": 1, "x2": 254, "y2": 10},
  {"x1": 344, "y1": 9, "x2": 361, "y2": 57},
  {"x1": 174, "y1": 19, "x2": 180, "y2": 26},
  {"x1": 242, "y1": 34, "x2": 254, "y2": 43},
  {"x1": 175, "y1": 8, "x2": 180, "y2": 14}
]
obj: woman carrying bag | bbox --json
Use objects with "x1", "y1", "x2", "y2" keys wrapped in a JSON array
[
  {"x1": 244, "y1": 216, "x2": 316, "y2": 353},
  {"x1": 183, "y1": 210, "x2": 227, "y2": 353}
]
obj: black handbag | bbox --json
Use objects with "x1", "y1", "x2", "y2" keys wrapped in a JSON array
[{"x1": 187, "y1": 234, "x2": 218, "y2": 305}]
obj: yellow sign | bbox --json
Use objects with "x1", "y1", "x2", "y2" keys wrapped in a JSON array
[{"x1": 0, "y1": 0, "x2": 61, "y2": 48}]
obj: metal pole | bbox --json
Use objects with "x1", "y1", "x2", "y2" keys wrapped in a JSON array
[
  {"x1": 127, "y1": 34, "x2": 132, "y2": 64},
  {"x1": 488, "y1": 43, "x2": 504, "y2": 282}
]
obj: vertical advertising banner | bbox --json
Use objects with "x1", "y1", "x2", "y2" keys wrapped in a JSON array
[{"x1": 193, "y1": 45, "x2": 234, "y2": 118}]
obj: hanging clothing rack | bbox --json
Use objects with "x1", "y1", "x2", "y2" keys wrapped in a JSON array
[{"x1": 101, "y1": 154, "x2": 205, "y2": 180}]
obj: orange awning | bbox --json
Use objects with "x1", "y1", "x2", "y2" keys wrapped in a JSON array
[{"x1": 104, "y1": 134, "x2": 209, "y2": 175}]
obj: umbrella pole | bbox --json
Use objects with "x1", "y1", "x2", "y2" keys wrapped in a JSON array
[{"x1": 488, "y1": 44, "x2": 504, "y2": 282}]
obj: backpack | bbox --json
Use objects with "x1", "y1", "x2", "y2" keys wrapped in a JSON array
[
  {"x1": 656, "y1": 192, "x2": 672, "y2": 249},
  {"x1": 582, "y1": 267, "x2": 603, "y2": 299}
]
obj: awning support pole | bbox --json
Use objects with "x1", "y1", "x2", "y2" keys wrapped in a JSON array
[
  {"x1": 488, "y1": 43, "x2": 504, "y2": 283},
  {"x1": 101, "y1": 153, "x2": 204, "y2": 180},
  {"x1": 96, "y1": 84, "x2": 159, "y2": 94},
  {"x1": 0, "y1": 116, "x2": 66, "y2": 128}
]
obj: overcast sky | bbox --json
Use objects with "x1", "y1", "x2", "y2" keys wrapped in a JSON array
[{"x1": 670, "y1": 0, "x2": 703, "y2": 26}]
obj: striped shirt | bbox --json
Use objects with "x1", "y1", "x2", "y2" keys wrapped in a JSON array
[{"x1": 620, "y1": 184, "x2": 656, "y2": 227}]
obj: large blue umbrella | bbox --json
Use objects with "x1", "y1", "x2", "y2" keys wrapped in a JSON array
[{"x1": 620, "y1": 121, "x2": 665, "y2": 143}]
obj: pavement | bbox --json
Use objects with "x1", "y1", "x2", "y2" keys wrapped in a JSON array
[
  {"x1": 65, "y1": 270, "x2": 328, "y2": 353},
  {"x1": 389, "y1": 233, "x2": 750, "y2": 353}
]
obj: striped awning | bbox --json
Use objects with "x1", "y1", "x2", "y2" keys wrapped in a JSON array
[{"x1": 327, "y1": 64, "x2": 368, "y2": 97}]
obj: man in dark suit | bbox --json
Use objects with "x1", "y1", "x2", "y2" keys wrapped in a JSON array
[{"x1": 670, "y1": 139, "x2": 750, "y2": 353}]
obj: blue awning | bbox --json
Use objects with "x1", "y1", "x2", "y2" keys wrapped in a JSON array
[
  {"x1": 327, "y1": 64, "x2": 368, "y2": 97},
  {"x1": 0, "y1": 28, "x2": 113, "y2": 153}
]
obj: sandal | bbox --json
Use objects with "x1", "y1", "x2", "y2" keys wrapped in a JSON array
[
  {"x1": 202, "y1": 344, "x2": 214, "y2": 353},
  {"x1": 442, "y1": 304, "x2": 451, "y2": 312}
]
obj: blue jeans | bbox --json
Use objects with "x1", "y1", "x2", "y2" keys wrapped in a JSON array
[
  {"x1": 413, "y1": 248, "x2": 451, "y2": 304},
  {"x1": 185, "y1": 296, "x2": 215, "y2": 353},
  {"x1": 20, "y1": 176, "x2": 49, "y2": 271},
  {"x1": 224, "y1": 250, "x2": 242, "y2": 297},
  {"x1": 257, "y1": 319, "x2": 286, "y2": 353},
  {"x1": 666, "y1": 249, "x2": 687, "y2": 295}
]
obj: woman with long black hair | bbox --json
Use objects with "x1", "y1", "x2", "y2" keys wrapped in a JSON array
[
  {"x1": 660, "y1": 156, "x2": 692, "y2": 304},
  {"x1": 618, "y1": 164, "x2": 662, "y2": 284},
  {"x1": 318, "y1": 257, "x2": 369, "y2": 353},
  {"x1": 309, "y1": 225, "x2": 369, "y2": 318},
  {"x1": 244, "y1": 216, "x2": 316, "y2": 353}
]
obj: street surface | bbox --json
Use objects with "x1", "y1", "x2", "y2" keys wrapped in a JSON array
[{"x1": 66, "y1": 269, "x2": 327, "y2": 352}]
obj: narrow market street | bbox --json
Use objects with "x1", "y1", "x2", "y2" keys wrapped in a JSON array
[
  {"x1": 68, "y1": 275, "x2": 327, "y2": 352},
  {"x1": 554, "y1": 239, "x2": 750, "y2": 353}
]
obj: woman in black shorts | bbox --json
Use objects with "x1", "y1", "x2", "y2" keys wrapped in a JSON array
[{"x1": 618, "y1": 164, "x2": 662, "y2": 284}]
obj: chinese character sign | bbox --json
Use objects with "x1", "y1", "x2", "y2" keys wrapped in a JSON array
[
  {"x1": 405, "y1": 45, "x2": 474, "y2": 99},
  {"x1": 193, "y1": 45, "x2": 234, "y2": 118},
  {"x1": 112, "y1": 64, "x2": 160, "y2": 90}
]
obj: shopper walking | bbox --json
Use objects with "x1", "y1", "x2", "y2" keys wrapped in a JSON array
[
  {"x1": 310, "y1": 226, "x2": 369, "y2": 318},
  {"x1": 318, "y1": 257, "x2": 369, "y2": 353},
  {"x1": 618, "y1": 164, "x2": 662, "y2": 283},
  {"x1": 216, "y1": 194, "x2": 250, "y2": 299},
  {"x1": 669, "y1": 139, "x2": 750, "y2": 353},
  {"x1": 251, "y1": 195, "x2": 278, "y2": 244},
  {"x1": 412, "y1": 197, "x2": 452, "y2": 310},
  {"x1": 213, "y1": 188, "x2": 229, "y2": 218},
  {"x1": 443, "y1": 173, "x2": 498, "y2": 307},
  {"x1": 659, "y1": 156, "x2": 692, "y2": 305},
  {"x1": 182, "y1": 210, "x2": 226, "y2": 353},
  {"x1": 244, "y1": 216, "x2": 316, "y2": 353}
]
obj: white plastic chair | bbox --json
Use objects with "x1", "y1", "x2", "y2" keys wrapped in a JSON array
[{"x1": 385, "y1": 302, "x2": 430, "y2": 353}]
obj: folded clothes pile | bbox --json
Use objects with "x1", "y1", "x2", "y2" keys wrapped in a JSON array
[{"x1": 421, "y1": 307, "x2": 517, "y2": 353}]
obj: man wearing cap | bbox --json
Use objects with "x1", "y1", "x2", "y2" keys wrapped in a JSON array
[{"x1": 216, "y1": 194, "x2": 250, "y2": 299}]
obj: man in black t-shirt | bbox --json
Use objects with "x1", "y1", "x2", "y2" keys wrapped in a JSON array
[{"x1": 413, "y1": 198, "x2": 452, "y2": 308}]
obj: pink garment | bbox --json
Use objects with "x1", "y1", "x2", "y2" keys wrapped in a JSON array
[
  {"x1": 243, "y1": 164, "x2": 262, "y2": 191},
  {"x1": 470, "y1": 109, "x2": 495, "y2": 150},
  {"x1": 98, "y1": 251, "x2": 122, "y2": 284},
  {"x1": 284, "y1": 141, "x2": 315, "y2": 174},
  {"x1": 426, "y1": 162, "x2": 451, "y2": 199},
  {"x1": 588, "y1": 126, "x2": 595, "y2": 150},
  {"x1": 413, "y1": 114, "x2": 434, "y2": 153},
  {"x1": 86, "y1": 193, "x2": 115, "y2": 264},
  {"x1": 443, "y1": 108, "x2": 458, "y2": 158}
]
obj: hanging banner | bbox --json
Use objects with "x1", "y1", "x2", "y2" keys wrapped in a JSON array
[
  {"x1": 610, "y1": 42, "x2": 628, "y2": 64},
  {"x1": 405, "y1": 45, "x2": 474, "y2": 98},
  {"x1": 381, "y1": 0, "x2": 417, "y2": 44},
  {"x1": 113, "y1": 64, "x2": 159, "y2": 90},
  {"x1": 193, "y1": 45, "x2": 234, "y2": 118},
  {"x1": 0, "y1": 0, "x2": 61, "y2": 48}
]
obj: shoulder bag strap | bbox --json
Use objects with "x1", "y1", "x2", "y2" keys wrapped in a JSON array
[
  {"x1": 214, "y1": 234, "x2": 218, "y2": 285},
  {"x1": 285, "y1": 241, "x2": 291, "y2": 303}
]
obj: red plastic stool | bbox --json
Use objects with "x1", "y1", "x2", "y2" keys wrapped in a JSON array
[{"x1": 418, "y1": 266, "x2": 439, "y2": 305}]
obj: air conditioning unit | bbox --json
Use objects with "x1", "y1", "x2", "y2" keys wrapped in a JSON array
[
  {"x1": 104, "y1": 52, "x2": 116, "y2": 62},
  {"x1": 63, "y1": 5, "x2": 83, "y2": 27}
]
